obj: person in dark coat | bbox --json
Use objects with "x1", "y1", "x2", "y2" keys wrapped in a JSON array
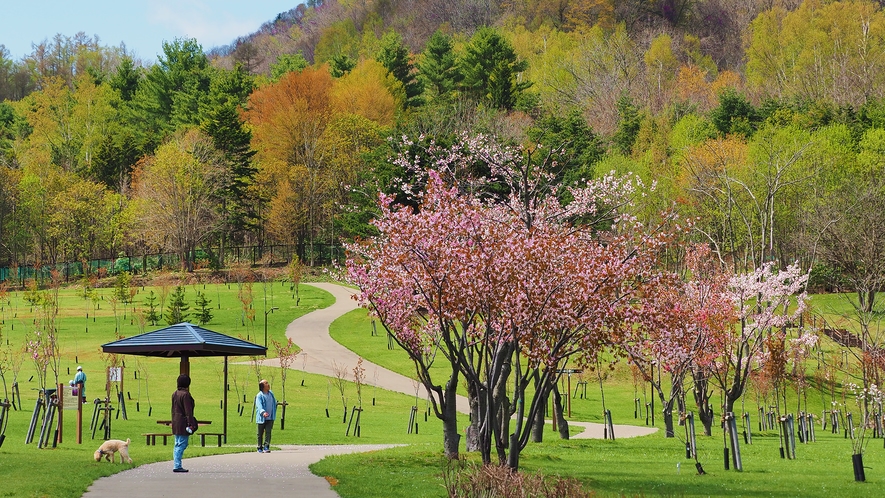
[{"x1": 171, "y1": 374, "x2": 196, "y2": 473}]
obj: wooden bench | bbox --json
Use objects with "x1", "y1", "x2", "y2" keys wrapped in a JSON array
[
  {"x1": 199, "y1": 433, "x2": 224, "y2": 447},
  {"x1": 143, "y1": 433, "x2": 173, "y2": 445},
  {"x1": 142, "y1": 432, "x2": 223, "y2": 446},
  {"x1": 149, "y1": 420, "x2": 220, "y2": 446}
]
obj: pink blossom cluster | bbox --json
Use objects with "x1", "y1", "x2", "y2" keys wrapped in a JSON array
[{"x1": 347, "y1": 167, "x2": 675, "y2": 369}]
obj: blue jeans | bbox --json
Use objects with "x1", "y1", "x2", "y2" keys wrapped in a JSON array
[{"x1": 173, "y1": 434, "x2": 189, "y2": 469}]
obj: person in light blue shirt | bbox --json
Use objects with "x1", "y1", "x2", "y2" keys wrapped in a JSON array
[
  {"x1": 74, "y1": 366, "x2": 86, "y2": 401},
  {"x1": 254, "y1": 379, "x2": 277, "y2": 453}
]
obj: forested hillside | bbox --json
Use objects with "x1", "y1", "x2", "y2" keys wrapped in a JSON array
[{"x1": 0, "y1": 0, "x2": 882, "y2": 290}]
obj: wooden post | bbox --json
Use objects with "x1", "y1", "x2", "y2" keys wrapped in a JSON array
[
  {"x1": 223, "y1": 356, "x2": 228, "y2": 444},
  {"x1": 551, "y1": 395, "x2": 557, "y2": 431},
  {"x1": 77, "y1": 388, "x2": 82, "y2": 444},
  {"x1": 57, "y1": 383, "x2": 63, "y2": 444},
  {"x1": 180, "y1": 355, "x2": 190, "y2": 376}
]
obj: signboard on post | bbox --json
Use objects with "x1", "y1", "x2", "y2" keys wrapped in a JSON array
[
  {"x1": 62, "y1": 385, "x2": 79, "y2": 410},
  {"x1": 60, "y1": 383, "x2": 83, "y2": 444},
  {"x1": 108, "y1": 367, "x2": 122, "y2": 382}
]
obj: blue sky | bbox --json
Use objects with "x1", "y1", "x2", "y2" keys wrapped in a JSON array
[{"x1": 1, "y1": 1, "x2": 298, "y2": 62}]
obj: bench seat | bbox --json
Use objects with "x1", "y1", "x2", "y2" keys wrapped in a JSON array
[
  {"x1": 199, "y1": 433, "x2": 224, "y2": 447},
  {"x1": 142, "y1": 432, "x2": 223, "y2": 446},
  {"x1": 142, "y1": 433, "x2": 172, "y2": 445}
]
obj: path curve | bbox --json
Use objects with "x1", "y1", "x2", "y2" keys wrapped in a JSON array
[
  {"x1": 284, "y1": 283, "x2": 656, "y2": 439},
  {"x1": 82, "y1": 444, "x2": 400, "y2": 498}
]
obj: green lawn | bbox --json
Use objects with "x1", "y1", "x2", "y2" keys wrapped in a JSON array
[
  {"x1": 312, "y1": 430, "x2": 885, "y2": 498},
  {"x1": 1, "y1": 281, "x2": 882, "y2": 497},
  {"x1": 0, "y1": 279, "x2": 455, "y2": 497},
  {"x1": 316, "y1": 292, "x2": 885, "y2": 497}
]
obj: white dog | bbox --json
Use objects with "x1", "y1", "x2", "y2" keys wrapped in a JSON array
[{"x1": 94, "y1": 438, "x2": 133, "y2": 464}]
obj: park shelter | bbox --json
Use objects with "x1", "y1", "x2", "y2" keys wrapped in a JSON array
[{"x1": 101, "y1": 322, "x2": 267, "y2": 442}]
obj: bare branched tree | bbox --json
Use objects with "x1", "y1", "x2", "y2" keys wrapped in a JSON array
[{"x1": 330, "y1": 360, "x2": 349, "y2": 422}]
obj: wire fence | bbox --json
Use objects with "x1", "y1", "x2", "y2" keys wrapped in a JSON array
[{"x1": 0, "y1": 243, "x2": 344, "y2": 285}]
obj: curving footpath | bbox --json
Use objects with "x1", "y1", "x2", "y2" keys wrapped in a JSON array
[
  {"x1": 82, "y1": 444, "x2": 399, "y2": 498},
  {"x1": 83, "y1": 282, "x2": 655, "y2": 498},
  {"x1": 285, "y1": 283, "x2": 657, "y2": 440}
]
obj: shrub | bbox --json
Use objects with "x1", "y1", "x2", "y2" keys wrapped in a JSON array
[{"x1": 442, "y1": 461, "x2": 593, "y2": 498}]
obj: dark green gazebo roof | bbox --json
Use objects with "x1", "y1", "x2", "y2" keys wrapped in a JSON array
[
  {"x1": 101, "y1": 322, "x2": 265, "y2": 443},
  {"x1": 101, "y1": 322, "x2": 267, "y2": 357}
]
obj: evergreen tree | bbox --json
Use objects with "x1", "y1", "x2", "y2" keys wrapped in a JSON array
[
  {"x1": 376, "y1": 31, "x2": 423, "y2": 108},
  {"x1": 165, "y1": 285, "x2": 190, "y2": 325},
  {"x1": 459, "y1": 27, "x2": 531, "y2": 110},
  {"x1": 710, "y1": 88, "x2": 757, "y2": 138},
  {"x1": 131, "y1": 38, "x2": 213, "y2": 152},
  {"x1": 195, "y1": 291, "x2": 213, "y2": 325},
  {"x1": 108, "y1": 56, "x2": 141, "y2": 102},
  {"x1": 612, "y1": 95, "x2": 642, "y2": 156},
  {"x1": 329, "y1": 54, "x2": 356, "y2": 78},
  {"x1": 144, "y1": 290, "x2": 161, "y2": 326},
  {"x1": 417, "y1": 30, "x2": 460, "y2": 101},
  {"x1": 526, "y1": 109, "x2": 604, "y2": 190},
  {"x1": 202, "y1": 64, "x2": 258, "y2": 247}
]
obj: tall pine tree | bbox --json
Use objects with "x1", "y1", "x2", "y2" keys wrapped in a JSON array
[
  {"x1": 459, "y1": 27, "x2": 530, "y2": 110},
  {"x1": 376, "y1": 31, "x2": 423, "y2": 108},
  {"x1": 202, "y1": 64, "x2": 258, "y2": 255},
  {"x1": 417, "y1": 30, "x2": 460, "y2": 102}
]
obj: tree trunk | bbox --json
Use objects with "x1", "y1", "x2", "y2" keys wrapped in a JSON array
[
  {"x1": 506, "y1": 432, "x2": 520, "y2": 470},
  {"x1": 552, "y1": 383, "x2": 569, "y2": 439},
  {"x1": 531, "y1": 387, "x2": 548, "y2": 443},
  {"x1": 663, "y1": 403, "x2": 675, "y2": 437},
  {"x1": 492, "y1": 347, "x2": 512, "y2": 465},
  {"x1": 692, "y1": 369, "x2": 715, "y2": 436},
  {"x1": 465, "y1": 381, "x2": 481, "y2": 452},
  {"x1": 676, "y1": 386, "x2": 686, "y2": 426},
  {"x1": 442, "y1": 378, "x2": 460, "y2": 459},
  {"x1": 725, "y1": 373, "x2": 744, "y2": 414},
  {"x1": 473, "y1": 378, "x2": 493, "y2": 465},
  {"x1": 699, "y1": 402, "x2": 714, "y2": 436},
  {"x1": 464, "y1": 382, "x2": 482, "y2": 451}
]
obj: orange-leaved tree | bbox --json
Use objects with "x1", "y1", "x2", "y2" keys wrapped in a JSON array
[{"x1": 245, "y1": 66, "x2": 333, "y2": 258}]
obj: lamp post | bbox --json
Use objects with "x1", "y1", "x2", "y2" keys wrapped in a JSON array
[{"x1": 264, "y1": 306, "x2": 279, "y2": 347}]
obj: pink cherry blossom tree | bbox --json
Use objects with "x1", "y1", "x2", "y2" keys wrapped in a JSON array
[
  {"x1": 682, "y1": 245, "x2": 739, "y2": 435},
  {"x1": 711, "y1": 261, "x2": 809, "y2": 414},
  {"x1": 348, "y1": 173, "x2": 481, "y2": 460},
  {"x1": 619, "y1": 244, "x2": 738, "y2": 437},
  {"x1": 348, "y1": 135, "x2": 682, "y2": 469}
]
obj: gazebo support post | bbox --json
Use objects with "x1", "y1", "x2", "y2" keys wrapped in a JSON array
[
  {"x1": 224, "y1": 356, "x2": 229, "y2": 444},
  {"x1": 180, "y1": 355, "x2": 190, "y2": 376}
]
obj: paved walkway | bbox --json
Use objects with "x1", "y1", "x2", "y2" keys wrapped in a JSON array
[
  {"x1": 82, "y1": 444, "x2": 399, "y2": 498},
  {"x1": 83, "y1": 282, "x2": 655, "y2": 497}
]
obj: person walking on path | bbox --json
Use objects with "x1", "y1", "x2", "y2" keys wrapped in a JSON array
[
  {"x1": 255, "y1": 379, "x2": 277, "y2": 453},
  {"x1": 74, "y1": 366, "x2": 86, "y2": 401},
  {"x1": 172, "y1": 374, "x2": 197, "y2": 473}
]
